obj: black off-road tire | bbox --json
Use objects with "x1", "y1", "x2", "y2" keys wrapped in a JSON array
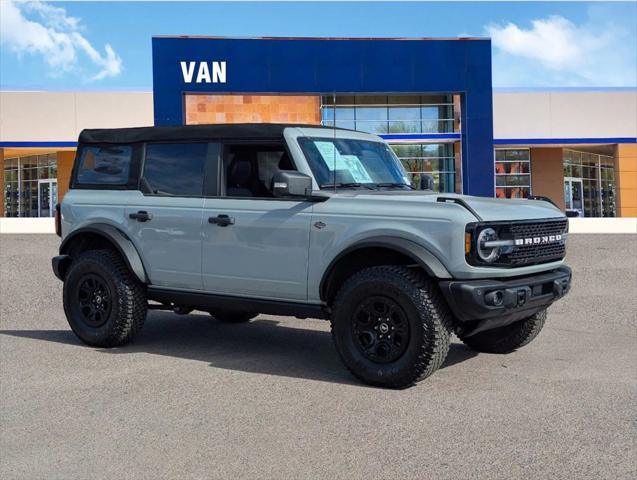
[
  {"x1": 330, "y1": 266, "x2": 453, "y2": 389},
  {"x1": 63, "y1": 249, "x2": 147, "y2": 347},
  {"x1": 457, "y1": 309, "x2": 547, "y2": 354},
  {"x1": 209, "y1": 311, "x2": 258, "y2": 323}
]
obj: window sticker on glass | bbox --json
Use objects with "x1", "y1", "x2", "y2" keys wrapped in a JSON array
[
  {"x1": 314, "y1": 141, "x2": 373, "y2": 183},
  {"x1": 340, "y1": 155, "x2": 373, "y2": 183},
  {"x1": 314, "y1": 141, "x2": 345, "y2": 170}
]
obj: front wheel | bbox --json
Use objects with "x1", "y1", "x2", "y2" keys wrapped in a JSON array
[
  {"x1": 457, "y1": 309, "x2": 547, "y2": 354},
  {"x1": 63, "y1": 249, "x2": 147, "y2": 347},
  {"x1": 331, "y1": 266, "x2": 453, "y2": 389}
]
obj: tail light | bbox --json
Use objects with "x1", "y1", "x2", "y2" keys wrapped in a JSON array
[{"x1": 55, "y1": 203, "x2": 62, "y2": 237}]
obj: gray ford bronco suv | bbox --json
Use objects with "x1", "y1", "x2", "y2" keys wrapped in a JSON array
[{"x1": 52, "y1": 124, "x2": 571, "y2": 388}]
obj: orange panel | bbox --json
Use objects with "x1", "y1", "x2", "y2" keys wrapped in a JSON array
[
  {"x1": 56, "y1": 150, "x2": 76, "y2": 203},
  {"x1": 184, "y1": 94, "x2": 321, "y2": 126},
  {"x1": 615, "y1": 144, "x2": 637, "y2": 217},
  {"x1": 530, "y1": 148, "x2": 565, "y2": 210}
]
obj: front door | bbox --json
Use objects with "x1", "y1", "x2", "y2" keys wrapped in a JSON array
[
  {"x1": 201, "y1": 198, "x2": 313, "y2": 301},
  {"x1": 564, "y1": 178, "x2": 584, "y2": 217},
  {"x1": 37, "y1": 179, "x2": 57, "y2": 217},
  {"x1": 200, "y1": 142, "x2": 313, "y2": 301}
]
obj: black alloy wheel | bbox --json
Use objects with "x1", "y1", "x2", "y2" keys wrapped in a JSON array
[
  {"x1": 330, "y1": 266, "x2": 453, "y2": 389},
  {"x1": 63, "y1": 249, "x2": 147, "y2": 347},
  {"x1": 352, "y1": 296, "x2": 410, "y2": 363},
  {"x1": 77, "y1": 274, "x2": 112, "y2": 327}
]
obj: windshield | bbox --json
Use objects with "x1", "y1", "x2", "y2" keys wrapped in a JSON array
[{"x1": 298, "y1": 137, "x2": 411, "y2": 189}]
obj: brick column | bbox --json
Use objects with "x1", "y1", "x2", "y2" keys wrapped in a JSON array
[{"x1": 615, "y1": 144, "x2": 637, "y2": 217}]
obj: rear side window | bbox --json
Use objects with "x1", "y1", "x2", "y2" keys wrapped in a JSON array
[
  {"x1": 76, "y1": 145, "x2": 132, "y2": 185},
  {"x1": 143, "y1": 143, "x2": 207, "y2": 196}
]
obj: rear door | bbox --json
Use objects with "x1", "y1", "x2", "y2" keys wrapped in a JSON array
[
  {"x1": 201, "y1": 142, "x2": 312, "y2": 301},
  {"x1": 126, "y1": 142, "x2": 220, "y2": 290}
]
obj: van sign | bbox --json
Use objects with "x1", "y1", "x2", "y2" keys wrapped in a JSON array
[{"x1": 180, "y1": 61, "x2": 226, "y2": 84}]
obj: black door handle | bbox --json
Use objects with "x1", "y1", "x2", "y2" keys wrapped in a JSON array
[
  {"x1": 129, "y1": 211, "x2": 152, "y2": 222},
  {"x1": 209, "y1": 214, "x2": 235, "y2": 226}
]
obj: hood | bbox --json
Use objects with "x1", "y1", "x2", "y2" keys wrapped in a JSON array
[
  {"x1": 333, "y1": 190, "x2": 565, "y2": 222},
  {"x1": 436, "y1": 193, "x2": 564, "y2": 222}
]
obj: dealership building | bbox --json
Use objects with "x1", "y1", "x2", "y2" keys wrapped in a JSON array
[{"x1": 1, "y1": 37, "x2": 636, "y2": 219}]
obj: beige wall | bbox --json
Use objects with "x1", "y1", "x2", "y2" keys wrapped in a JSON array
[
  {"x1": 0, "y1": 91, "x2": 153, "y2": 142},
  {"x1": 530, "y1": 147, "x2": 565, "y2": 210},
  {"x1": 2, "y1": 90, "x2": 634, "y2": 143},
  {"x1": 493, "y1": 91, "x2": 637, "y2": 140}
]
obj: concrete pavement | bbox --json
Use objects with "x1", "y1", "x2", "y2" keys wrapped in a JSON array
[{"x1": 1, "y1": 234, "x2": 635, "y2": 479}]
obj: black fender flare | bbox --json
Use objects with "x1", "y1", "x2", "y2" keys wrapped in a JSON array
[
  {"x1": 319, "y1": 236, "x2": 452, "y2": 301},
  {"x1": 60, "y1": 224, "x2": 148, "y2": 284}
]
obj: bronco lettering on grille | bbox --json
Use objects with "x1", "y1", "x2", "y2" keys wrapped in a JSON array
[{"x1": 514, "y1": 234, "x2": 563, "y2": 246}]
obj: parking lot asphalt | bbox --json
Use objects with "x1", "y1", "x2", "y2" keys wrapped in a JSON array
[{"x1": 1, "y1": 234, "x2": 636, "y2": 479}]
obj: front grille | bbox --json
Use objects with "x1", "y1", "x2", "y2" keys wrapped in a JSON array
[
  {"x1": 500, "y1": 219, "x2": 568, "y2": 267},
  {"x1": 508, "y1": 219, "x2": 568, "y2": 239}
]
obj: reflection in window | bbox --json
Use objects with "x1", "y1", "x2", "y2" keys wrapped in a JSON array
[
  {"x1": 563, "y1": 149, "x2": 616, "y2": 217},
  {"x1": 321, "y1": 95, "x2": 455, "y2": 135},
  {"x1": 392, "y1": 143, "x2": 456, "y2": 192},
  {"x1": 77, "y1": 146, "x2": 132, "y2": 185},
  {"x1": 495, "y1": 149, "x2": 532, "y2": 199},
  {"x1": 3, "y1": 153, "x2": 57, "y2": 217},
  {"x1": 143, "y1": 143, "x2": 207, "y2": 196}
]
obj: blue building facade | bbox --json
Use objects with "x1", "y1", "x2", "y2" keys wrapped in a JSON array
[{"x1": 152, "y1": 36, "x2": 494, "y2": 196}]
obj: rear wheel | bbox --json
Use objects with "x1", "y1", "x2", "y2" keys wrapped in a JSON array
[
  {"x1": 457, "y1": 309, "x2": 547, "y2": 354},
  {"x1": 331, "y1": 266, "x2": 453, "y2": 389},
  {"x1": 63, "y1": 249, "x2": 147, "y2": 347},
  {"x1": 209, "y1": 310, "x2": 258, "y2": 323}
]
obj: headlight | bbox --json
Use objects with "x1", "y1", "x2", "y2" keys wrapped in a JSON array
[{"x1": 477, "y1": 228, "x2": 500, "y2": 263}]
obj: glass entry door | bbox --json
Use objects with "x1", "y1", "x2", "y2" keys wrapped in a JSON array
[
  {"x1": 564, "y1": 177, "x2": 584, "y2": 217},
  {"x1": 38, "y1": 179, "x2": 58, "y2": 217}
]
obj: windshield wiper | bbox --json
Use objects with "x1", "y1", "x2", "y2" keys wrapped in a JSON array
[
  {"x1": 320, "y1": 182, "x2": 375, "y2": 190},
  {"x1": 373, "y1": 182, "x2": 414, "y2": 190}
]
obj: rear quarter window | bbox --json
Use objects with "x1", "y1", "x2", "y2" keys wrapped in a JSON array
[{"x1": 76, "y1": 145, "x2": 132, "y2": 185}]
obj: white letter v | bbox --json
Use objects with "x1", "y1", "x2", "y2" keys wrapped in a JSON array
[{"x1": 180, "y1": 61, "x2": 195, "y2": 83}]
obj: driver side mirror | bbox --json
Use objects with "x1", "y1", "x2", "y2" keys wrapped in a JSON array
[
  {"x1": 419, "y1": 173, "x2": 435, "y2": 191},
  {"x1": 272, "y1": 170, "x2": 312, "y2": 198}
]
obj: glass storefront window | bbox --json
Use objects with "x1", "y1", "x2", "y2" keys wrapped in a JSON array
[
  {"x1": 495, "y1": 149, "x2": 532, "y2": 199},
  {"x1": 321, "y1": 96, "x2": 459, "y2": 192},
  {"x1": 321, "y1": 95, "x2": 455, "y2": 135},
  {"x1": 3, "y1": 153, "x2": 58, "y2": 217},
  {"x1": 563, "y1": 149, "x2": 616, "y2": 217},
  {"x1": 392, "y1": 143, "x2": 456, "y2": 192}
]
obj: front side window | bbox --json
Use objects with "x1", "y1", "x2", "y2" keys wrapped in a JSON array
[
  {"x1": 298, "y1": 137, "x2": 410, "y2": 189},
  {"x1": 224, "y1": 144, "x2": 293, "y2": 198},
  {"x1": 76, "y1": 145, "x2": 132, "y2": 185},
  {"x1": 143, "y1": 143, "x2": 207, "y2": 196}
]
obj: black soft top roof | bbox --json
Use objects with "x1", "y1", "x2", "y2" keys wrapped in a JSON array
[{"x1": 78, "y1": 123, "x2": 344, "y2": 144}]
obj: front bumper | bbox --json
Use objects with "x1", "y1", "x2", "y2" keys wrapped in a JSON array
[{"x1": 439, "y1": 266, "x2": 572, "y2": 336}]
